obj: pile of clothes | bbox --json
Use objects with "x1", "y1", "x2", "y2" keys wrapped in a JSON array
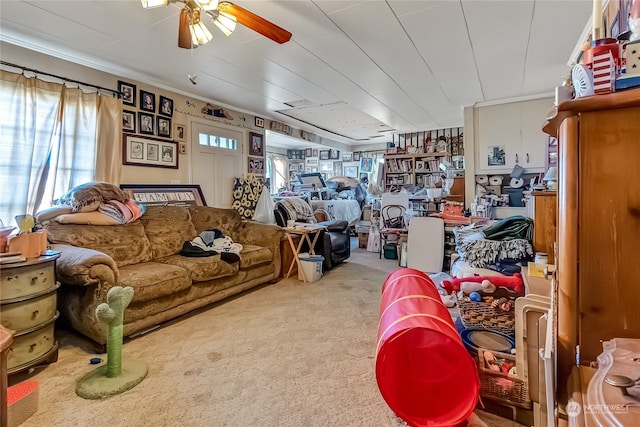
[
  {"x1": 452, "y1": 216, "x2": 534, "y2": 274},
  {"x1": 275, "y1": 197, "x2": 315, "y2": 223},
  {"x1": 35, "y1": 182, "x2": 144, "y2": 227},
  {"x1": 180, "y1": 229, "x2": 242, "y2": 263}
]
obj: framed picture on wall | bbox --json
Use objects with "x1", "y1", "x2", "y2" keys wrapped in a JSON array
[
  {"x1": 344, "y1": 165, "x2": 358, "y2": 178},
  {"x1": 120, "y1": 184, "x2": 206, "y2": 207},
  {"x1": 138, "y1": 112, "x2": 155, "y2": 135},
  {"x1": 249, "y1": 132, "x2": 264, "y2": 157},
  {"x1": 312, "y1": 149, "x2": 318, "y2": 157},
  {"x1": 353, "y1": 151, "x2": 361, "y2": 161},
  {"x1": 305, "y1": 148, "x2": 313, "y2": 157},
  {"x1": 360, "y1": 157, "x2": 373, "y2": 173},
  {"x1": 122, "y1": 110, "x2": 136, "y2": 133},
  {"x1": 118, "y1": 80, "x2": 136, "y2": 106},
  {"x1": 159, "y1": 95, "x2": 173, "y2": 117},
  {"x1": 329, "y1": 149, "x2": 340, "y2": 159},
  {"x1": 123, "y1": 134, "x2": 178, "y2": 169},
  {"x1": 157, "y1": 116, "x2": 171, "y2": 138},
  {"x1": 248, "y1": 156, "x2": 265, "y2": 175},
  {"x1": 140, "y1": 90, "x2": 156, "y2": 112},
  {"x1": 174, "y1": 123, "x2": 186, "y2": 141},
  {"x1": 342, "y1": 152, "x2": 353, "y2": 162},
  {"x1": 319, "y1": 150, "x2": 330, "y2": 160},
  {"x1": 320, "y1": 161, "x2": 333, "y2": 172}
]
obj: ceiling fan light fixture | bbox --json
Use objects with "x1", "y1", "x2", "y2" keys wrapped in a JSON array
[
  {"x1": 197, "y1": 0, "x2": 219, "y2": 11},
  {"x1": 212, "y1": 11, "x2": 237, "y2": 36},
  {"x1": 140, "y1": 0, "x2": 168, "y2": 9},
  {"x1": 190, "y1": 10, "x2": 213, "y2": 47}
]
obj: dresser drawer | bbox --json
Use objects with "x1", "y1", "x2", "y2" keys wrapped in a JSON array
[
  {"x1": 7, "y1": 313, "x2": 58, "y2": 371},
  {"x1": 1, "y1": 284, "x2": 59, "y2": 331},
  {"x1": 1, "y1": 259, "x2": 56, "y2": 300}
]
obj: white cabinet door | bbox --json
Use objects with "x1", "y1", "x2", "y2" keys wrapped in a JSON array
[
  {"x1": 476, "y1": 102, "x2": 521, "y2": 173},
  {"x1": 519, "y1": 98, "x2": 553, "y2": 172}
]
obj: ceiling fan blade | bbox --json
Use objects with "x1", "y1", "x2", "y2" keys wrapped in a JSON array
[
  {"x1": 217, "y1": 1, "x2": 292, "y2": 44},
  {"x1": 178, "y1": 8, "x2": 193, "y2": 49}
]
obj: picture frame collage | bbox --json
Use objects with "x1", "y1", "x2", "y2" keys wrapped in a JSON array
[
  {"x1": 248, "y1": 132, "x2": 265, "y2": 176},
  {"x1": 119, "y1": 80, "x2": 186, "y2": 164},
  {"x1": 301, "y1": 148, "x2": 361, "y2": 177}
]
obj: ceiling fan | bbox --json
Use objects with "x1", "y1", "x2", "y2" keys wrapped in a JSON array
[{"x1": 141, "y1": 0, "x2": 292, "y2": 49}]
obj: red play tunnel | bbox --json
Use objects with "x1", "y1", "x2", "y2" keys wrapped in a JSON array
[{"x1": 376, "y1": 268, "x2": 479, "y2": 426}]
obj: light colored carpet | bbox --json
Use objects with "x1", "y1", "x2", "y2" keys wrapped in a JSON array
[{"x1": 18, "y1": 245, "x2": 523, "y2": 426}]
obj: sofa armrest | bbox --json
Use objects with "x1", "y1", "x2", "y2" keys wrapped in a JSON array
[
  {"x1": 233, "y1": 222, "x2": 284, "y2": 277},
  {"x1": 51, "y1": 243, "x2": 119, "y2": 288},
  {"x1": 317, "y1": 220, "x2": 349, "y2": 232}
]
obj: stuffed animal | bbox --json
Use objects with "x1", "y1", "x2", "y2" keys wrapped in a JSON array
[
  {"x1": 460, "y1": 279, "x2": 497, "y2": 294},
  {"x1": 442, "y1": 273, "x2": 524, "y2": 296}
]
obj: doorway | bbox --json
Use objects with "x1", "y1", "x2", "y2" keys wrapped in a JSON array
[{"x1": 191, "y1": 122, "x2": 243, "y2": 208}]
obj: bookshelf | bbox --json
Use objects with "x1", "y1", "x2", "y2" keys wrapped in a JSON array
[{"x1": 383, "y1": 152, "x2": 449, "y2": 192}]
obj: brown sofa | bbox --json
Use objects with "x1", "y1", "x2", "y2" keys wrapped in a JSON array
[{"x1": 45, "y1": 205, "x2": 283, "y2": 345}]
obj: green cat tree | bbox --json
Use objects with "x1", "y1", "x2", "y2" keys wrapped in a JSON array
[{"x1": 76, "y1": 286, "x2": 147, "y2": 399}]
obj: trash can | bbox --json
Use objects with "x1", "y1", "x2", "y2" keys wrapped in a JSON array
[{"x1": 298, "y1": 253, "x2": 324, "y2": 282}]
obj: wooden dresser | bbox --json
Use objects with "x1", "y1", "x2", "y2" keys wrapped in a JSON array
[
  {"x1": 0, "y1": 254, "x2": 60, "y2": 375},
  {"x1": 543, "y1": 88, "x2": 640, "y2": 407}
]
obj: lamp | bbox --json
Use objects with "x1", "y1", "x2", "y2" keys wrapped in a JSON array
[
  {"x1": 140, "y1": 0, "x2": 168, "y2": 8},
  {"x1": 189, "y1": 9, "x2": 214, "y2": 47},
  {"x1": 211, "y1": 10, "x2": 237, "y2": 36},
  {"x1": 543, "y1": 166, "x2": 558, "y2": 190}
]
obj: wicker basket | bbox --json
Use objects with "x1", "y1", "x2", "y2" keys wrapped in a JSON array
[
  {"x1": 457, "y1": 298, "x2": 515, "y2": 335},
  {"x1": 477, "y1": 349, "x2": 531, "y2": 408}
]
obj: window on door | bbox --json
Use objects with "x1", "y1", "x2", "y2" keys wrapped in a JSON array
[{"x1": 198, "y1": 133, "x2": 238, "y2": 150}]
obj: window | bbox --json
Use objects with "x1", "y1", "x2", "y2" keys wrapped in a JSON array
[
  {"x1": 0, "y1": 70, "x2": 118, "y2": 225},
  {"x1": 198, "y1": 132, "x2": 237, "y2": 150},
  {"x1": 266, "y1": 153, "x2": 287, "y2": 193}
]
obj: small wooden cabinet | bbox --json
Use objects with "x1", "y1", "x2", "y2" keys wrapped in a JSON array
[{"x1": 0, "y1": 254, "x2": 60, "y2": 375}]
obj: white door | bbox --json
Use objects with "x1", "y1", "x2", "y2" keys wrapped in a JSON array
[{"x1": 191, "y1": 122, "x2": 243, "y2": 208}]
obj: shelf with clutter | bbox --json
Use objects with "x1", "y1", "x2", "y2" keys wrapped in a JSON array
[{"x1": 382, "y1": 127, "x2": 465, "y2": 197}]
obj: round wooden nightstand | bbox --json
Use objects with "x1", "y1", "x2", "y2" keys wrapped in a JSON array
[{"x1": 0, "y1": 253, "x2": 60, "y2": 375}]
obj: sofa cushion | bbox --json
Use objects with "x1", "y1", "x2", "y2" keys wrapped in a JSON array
[
  {"x1": 239, "y1": 244, "x2": 273, "y2": 270},
  {"x1": 160, "y1": 254, "x2": 238, "y2": 282},
  {"x1": 189, "y1": 206, "x2": 242, "y2": 237},
  {"x1": 141, "y1": 206, "x2": 197, "y2": 259},
  {"x1": 119, "y1": 262, "x2": 191, "y2": 303},
  {"x1": 46, "y1": 221, "x2": 152, "y2": 267}
]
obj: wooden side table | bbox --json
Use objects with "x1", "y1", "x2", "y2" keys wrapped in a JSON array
[
  {"x1": 280, "y1": 234, "x2": 300, "y2": 279},
  {"x1": 0, "y1": 254, "x2": 60, "y2": 376},
  {"x1": 282, "y1": 224, "x2": 325, "y2": 282}
]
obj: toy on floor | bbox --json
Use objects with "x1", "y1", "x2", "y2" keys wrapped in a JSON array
[{"x1": 442, "y1": 273, "x2": 524, "y2": 296}]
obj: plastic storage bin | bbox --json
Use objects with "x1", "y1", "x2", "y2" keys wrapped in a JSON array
[{"x1": 298, "y1": 254, "x2": 324, "y2": 282}]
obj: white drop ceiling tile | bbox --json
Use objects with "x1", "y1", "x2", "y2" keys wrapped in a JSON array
[
  {"x1": 1, "y1": 1, "x2": 118, "y2": 49},
  {"x1": 323, "y1": 2, "x2": 450, "y2": 123},
  {"x1": 253, "y1": 1, "x2": 346, "y2": 42},
  {"x1": 523, "y1": 1, "x2": 592, "y2": 93},
  {"x1": 387, "y1": 0, "x2": 451, "y2": 17},
  {"x1": 216, "y1": 49, "x2": 340, "y2": 106},
  {"x1": 463, "y1": 0, "x2": 534, "y2": 101},
  {"x1": 399, "y1": 1, "x2": 484, "y2": 106}
]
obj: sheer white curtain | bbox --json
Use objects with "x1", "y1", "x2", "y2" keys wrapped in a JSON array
[{"x1": 0, "y1": 69, "x2": 121, "y2": 225}]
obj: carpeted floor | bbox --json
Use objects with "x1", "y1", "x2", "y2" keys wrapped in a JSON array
[{"x1": 14, "y1": 242, "x2": 523, "y2": 426}]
